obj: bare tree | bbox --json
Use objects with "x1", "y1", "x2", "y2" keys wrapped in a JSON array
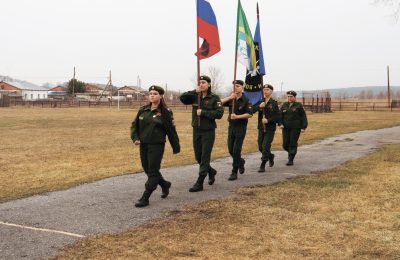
[
  {"x1": 359, "y1": 90, "x2": 366, "y2": 99},
  {"x1": 374, "y1": 0, "x2": 400, "y2": 21},
  {"x1": 188, "y1": 67, "x2": 225, "y2": 95},
  {"x1": 366, "y1": 90, "x2": 374, "y2": 99},
  {"x1": 377, "y1": 91, "x2": 385, "y2": 99},
  {"x1": 207, "y1": 66, "x2": 225, "y2": 95}
]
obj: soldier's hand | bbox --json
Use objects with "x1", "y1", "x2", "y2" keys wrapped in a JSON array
[
  {"x1": 134, "y1": 140, "x2": 141, "y2": 145},
  {"x1": 259, "y1": 102, "x2": 266, "y2": 108},
  {"x1": 262, "y1": 118, "x2": 268, "y2": 124},
  {"x1": 172, "y1": 120, "x2": 176, "y2": 127},
  {"x1": 195, "y1": 86, "x2": 202, "y2": 93},
  {"x1": 230, "y1": 113, "x2": 238, "y2": 120},
  {"x1": 301, "y1": 129, "x2": 305, "y2": 133},
  {"x1": 197, "y1": 109, "x2": 202, "y2": 116},
  {"x1": 230, "y1": 92, "x2": 236, "y2": 100}
]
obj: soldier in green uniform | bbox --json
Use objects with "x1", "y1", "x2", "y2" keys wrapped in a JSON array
[
  {"x1": 179, "y1": 75, "x2": 224, "y2": 192},
  {"x1": 131, "y1": 85, "x2": 180, "y2": 207},
  {"x1": 280, "y1": 90, "x2": 308, "y2": 166},
  {"x1": 221, "y1": 80, "x2": 252, "y2": 181},
  {"x1": 253, "y1": 84, "x2": 280, "y2": 172}
]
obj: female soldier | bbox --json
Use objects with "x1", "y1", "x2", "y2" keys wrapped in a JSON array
[
  {"x1": 280, "y1": 90, "x2": 308, "y2": 166},
  {"x1": 253, "y1": 84, "x2": 280, "y2": 172},
  {"x1": 179, "y1": 75, "x2": 224, "y2": 192},
  {"x1": 131, "y1": 85, "x2": 180, "y2": 207},
  {"x1": 221, "y1": 80, "x2": 252, "y2": 180}
]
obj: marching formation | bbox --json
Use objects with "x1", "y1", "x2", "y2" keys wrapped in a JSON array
[{"x1": 130, "y1": 76, "x2": 308, "y2": 207}]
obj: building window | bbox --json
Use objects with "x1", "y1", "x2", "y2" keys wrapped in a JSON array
[{"x1": 31, "y1": 94, "x2": 33, "y2": 99}]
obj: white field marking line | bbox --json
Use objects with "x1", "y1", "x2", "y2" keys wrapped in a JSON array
[{"x1": 0, "y1": 221, "x2": 85, "y2": 238}]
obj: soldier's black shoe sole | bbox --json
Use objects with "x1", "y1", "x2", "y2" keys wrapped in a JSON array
[
  {"x1": 189, "y1": 186, "x2": 203, "y2": 192},
  {"x1": 135, "y1": 200, "x2": 149, "y2": 207},
  {"x1": 257, "y1": 168, "x2": 266, "y2": 172},
  {"x1": 208, "y1": 168, "x2": 217, "y2": 185},
  {"x1": 161, "y1": 181, "x2": 171, "y2": 198},
  {"x1": 228, "y1": 175, "x2": 238, "y2": 181},
  {"x1": 286, "y1": 161, "x2": 294, "y2": 166},
  {"x1": 269, "y1": 154, "x2": 275, "y2": 167},
  {"x1": 239, "y1": 159, "x2": 245, "y2": 174}
]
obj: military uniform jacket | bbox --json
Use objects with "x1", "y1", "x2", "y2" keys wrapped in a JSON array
[
  {"x1": 223, "y1": 95, "x2": 252, "y2": 128},
  {"x1": 180, "y1": 90, "x2": 224, "y2": 130},
  {"x1": 253, "y1": 98, "x2": 281, "y2": 131},
  {"x1": 131, "y1": 104, "x2": 180, "y2": 153},
  {"x1": 280, "y1": 101, "x2": 308, "y2": 129}
]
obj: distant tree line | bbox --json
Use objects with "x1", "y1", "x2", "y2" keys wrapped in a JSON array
[{"x1": 334, "y1": 90, "x2": 400, "y2": 100}]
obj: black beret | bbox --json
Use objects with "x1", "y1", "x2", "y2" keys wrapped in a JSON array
[
  {"x1": 232, "y1": 80, "x2": 244, "y2": 86},
  {"x1": 199, "y1": 75, "x2": 211, "y2": 83},
  {"x1": 263, "y1": 84, "x2": 274, "y2": 90},
  {"x1": 149, "y1": 85, "x2": 164, "y2": 95},
  {"x1": 286, "y1": 90, "x2": 297, "y2": 97}
]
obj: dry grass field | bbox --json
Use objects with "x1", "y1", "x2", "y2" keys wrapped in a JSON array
[
  {"x1": 1, "y1": 108, "x2": 400, "y2": 202},
  {"x1": 55, "y1": 144, "x2": 400, "y2": 259}
]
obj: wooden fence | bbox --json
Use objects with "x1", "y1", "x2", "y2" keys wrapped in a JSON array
[{"x1": 2, "y1": 98, "x2": 400, "y2": 112}]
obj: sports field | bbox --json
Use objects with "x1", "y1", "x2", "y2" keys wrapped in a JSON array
[{"x1": 1, "y1": 108, "x2": 400, "y2": 201}]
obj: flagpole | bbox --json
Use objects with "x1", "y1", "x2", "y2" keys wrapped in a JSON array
[
  {"x1": 233, "y1": 0, "x2": 241, "y2": 113},
  {"x1": 196, "y1": 0, "x2": 201, "y2": 126},
  {"x1": 256, "y1": 2, "x2": 266, "y2": 133},
  {"x1": 257, "y1": 2, "x2": 263, "y2": 87}
]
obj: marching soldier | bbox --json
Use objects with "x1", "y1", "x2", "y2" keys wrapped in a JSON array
[
  {"x1": 280, "y1": 90, "x2": 308, "y2": 166},
  {"x1": 221, "y1": 80, "x2": 252, "y2": 181},
  {"x1": 253, "y1": 84, "x2": 280, "y2": 172},
  {"x1": 131, "y1": 85, "x2": 180, "y2": 207},
  {"x1": 180, "y1": 75, "x2": 224, "y2": 192}
]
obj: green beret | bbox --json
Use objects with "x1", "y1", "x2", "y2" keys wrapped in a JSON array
[
  {"x1": 199, "y1": 75, "x2": 211, "y2": 83},
  {"x1": 263, "y1": 84, "x2": 274, "y2": 90},
  {"x1": 286, "y1": 90, "x2": 297, "y2": 97},
  {"x1": 232, "y1": 80, "x2": 244, "y2": 86},
  {"x1": 149, "y1": 85, "x2": 164, "y2": 95}
]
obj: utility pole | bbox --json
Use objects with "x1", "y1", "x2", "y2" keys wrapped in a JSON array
[
  {"x1": 117, "y1": 89, "x2": 120, "y2": 110},
  {"x1": 387, "y1": 65, "x2": 391, "y2": 108},
  {"x1": 137, "y1": 75, "x2": 141, "y2": 89},
  {"x1": 109, "y1": 70, "x2": 112, "y2": 99},
  {"x1": 72, "y1": 67, "x2": 75, "y2": 103}
]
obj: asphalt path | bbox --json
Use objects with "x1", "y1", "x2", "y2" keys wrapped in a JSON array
[{"x1": 1, "y1": 126, "x2": 400, "y2": 260}]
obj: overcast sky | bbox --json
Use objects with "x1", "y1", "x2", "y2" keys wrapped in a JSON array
[{"x1": 1, "y1": 0, "x2": 399, "y2": 92}]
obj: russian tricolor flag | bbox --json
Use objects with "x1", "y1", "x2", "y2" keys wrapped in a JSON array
[{"x1": 195, "y1": 0, "x2": 221, "y2": 60}]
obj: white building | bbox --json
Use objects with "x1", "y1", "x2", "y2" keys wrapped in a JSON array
[{"x1": 0, "y1": 81, "x2": 48, "y2": 100}]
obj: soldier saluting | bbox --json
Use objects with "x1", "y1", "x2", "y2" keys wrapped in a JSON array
[
  {"x1": 131, "y1": 85, "x2": 180, "y2": 207},
  {"x1": 180, "y1": 75, "x2": 224, "y2": 192},
  {"x1": 280, "y1": 90, "x2": 308, "y2": 166},
  {"x1": 221, "y1": 80, "x2": 252, "y2": 181}
]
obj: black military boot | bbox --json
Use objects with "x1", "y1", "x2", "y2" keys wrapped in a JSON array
[
  {"x1": 160, "y1": 180, "x2": 171, "y2": 199},
  {"x1": 258, "y1": 160, "x2": 267, "y2": 172},
  {"x1": 286, "y1": 155, "x2": 294, "y2": 166},
  {"x1": 189, "y1": 175, "x2": 206, "y2": 192},
  {"x1": 135, "y1": 189, "x2": 153, "y2": 208},
  {"x1": 208, "y1": 167, "x2": 217, "y2": 185},
  {"x1": 228, "y1": 167, "x2": 238, "y2": 181},
  {"x1": 238, "y1": 158, "x2": 245, "y2": 174},
  {"x1": 269, "y1": 154, "x2": 275, "y2": 167}
]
